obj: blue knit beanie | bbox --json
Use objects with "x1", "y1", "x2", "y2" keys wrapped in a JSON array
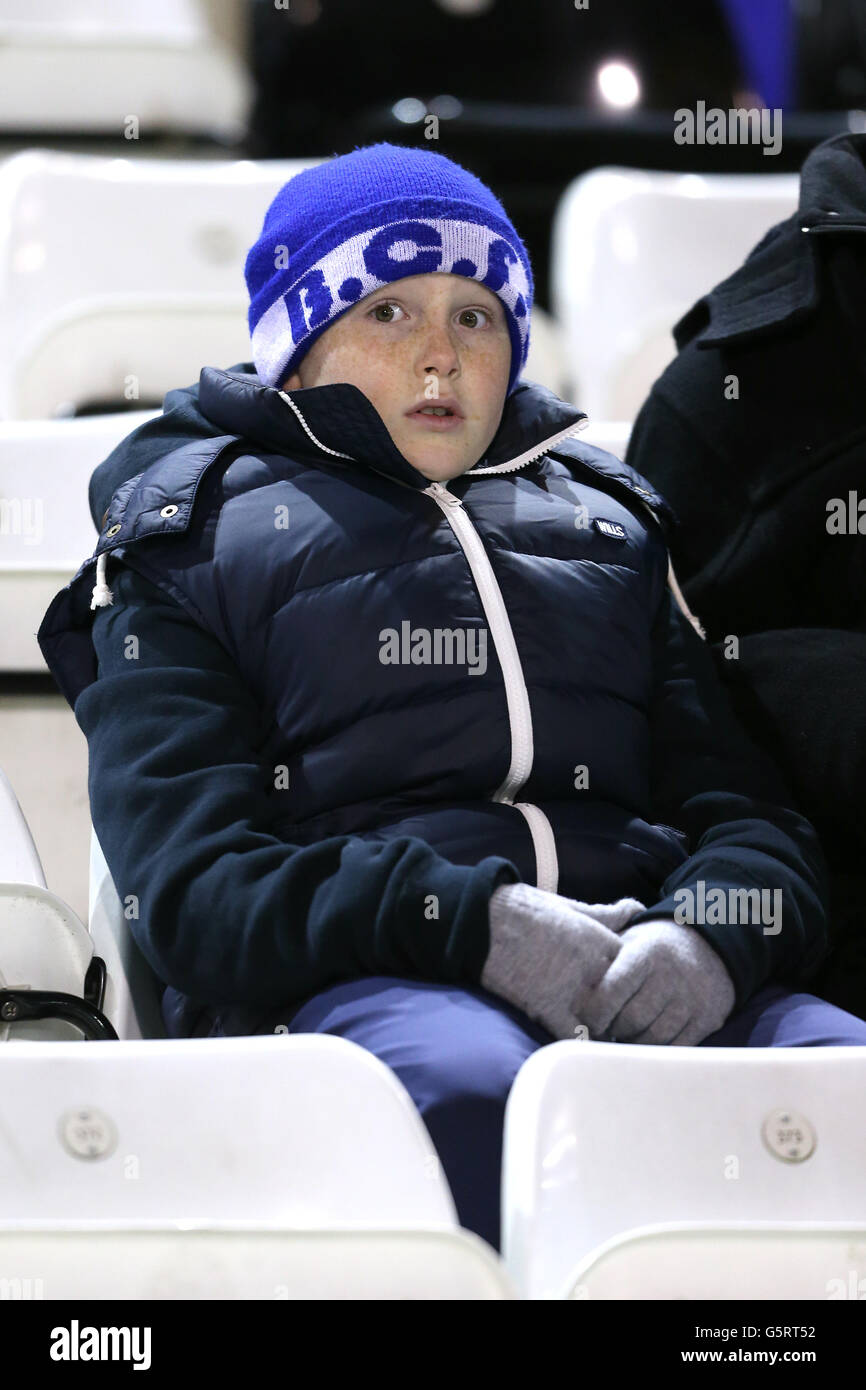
[{"x1": 244, "y1": 141, "x2": 533, "y2": 398}]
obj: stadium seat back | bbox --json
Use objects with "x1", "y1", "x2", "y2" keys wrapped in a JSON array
[
  {"x1": 0, "y1": 151, "x2": 318, "y2": 419},
  {"x1": 551, "y1": 168, "x2": 799, "y2": 420},
  {"x1": 503, "y1": 1040, "x2": 866, "y2": 1298}
]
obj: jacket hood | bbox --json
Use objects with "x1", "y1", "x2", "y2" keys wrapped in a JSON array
[
  {"x1": 673, "y1": 131, "x2": 866, "y2": 350},
  {"x1": 89, "y1": 363, "x2": 590, "y2": 532}
]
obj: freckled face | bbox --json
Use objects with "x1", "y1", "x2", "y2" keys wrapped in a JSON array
[{"x1": 281, "y1": 273, "x2": 512, "y2": 481}]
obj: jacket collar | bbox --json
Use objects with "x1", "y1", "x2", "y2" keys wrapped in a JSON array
[
  {"x1": 674, "y1": 132, "x2": 866, "y2": 349},
  {"x1": 197, "y1": 365, "x2": 588, "y2": 491},
  {"x1": 90, "y1": 364, "x2": 682, "y2": 613}
]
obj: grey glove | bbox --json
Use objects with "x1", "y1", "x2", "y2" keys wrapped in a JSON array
[
  {"x1": 579, "y1": 918, "x2": 737, "y2": 1046},
  {"x1": 482, "y1": 881, "x2": 647, "y2": 1040}
]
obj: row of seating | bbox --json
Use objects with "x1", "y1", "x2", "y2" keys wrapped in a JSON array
[{"x1": 2, "y1": 766, "x2": 865, "y2": 1298}]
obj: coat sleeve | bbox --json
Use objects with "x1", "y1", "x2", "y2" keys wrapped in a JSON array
[
  {"x1": 627, "y1": 585, "x2": 831, "y2": 1010},
  {"x1": 74, "y1": 564, "x2": 521, "y2": 1015}
]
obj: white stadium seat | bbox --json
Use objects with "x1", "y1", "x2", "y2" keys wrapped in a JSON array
[
  {"x1": 0, "y1": 1226, "x2": 515, "y2": 1301},
  {"x1": 88, "y1": 827, "x2": 167, "y2": 1041},
  {"x1": 0, "y1": 1034, "x2": 516, "y2": 1298},
  {"x1": 502, "y1": 1039, "x2": 866, "y2": 1298},
  {"x1": 522, "y1": 306, "x2": 572, "y2": 401},
  {"x1": 0, "y1": 768, "x2": 517, "y2": 1296},
  {"x1": 0, "y1": 764, "x2": 108, "y2": 1042},
  {"x1": 0, "y1": 151, "x2": 319, "y2": 420},
  {"x1": 563, "y1": 1221, "x2": 866, "y2": 1300},
  {"x1": 577, "y1": 420, "x2": 631, "y2": 461},
  {"x1": 0, "y1": 412, "x2": 158, "y2": 672},
  {"x1": 551, "y1": 168, "x2": 800, "y2": 421},
  {"x1": 0, "y1": 0, "x2": 249, "y2": 139},
  {"x1": 0, "y1": 762, "x2": 44, "y2": 887},
  {"x1": 0, "y1": 1031, "x2": 460, "y2": 1232}
]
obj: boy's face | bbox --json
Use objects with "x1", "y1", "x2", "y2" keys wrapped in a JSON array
[{"x1": 281, "y1": 273, "x2": 512, "y2": 481}]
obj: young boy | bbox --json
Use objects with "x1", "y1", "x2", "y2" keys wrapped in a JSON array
[{"x1": 37, "y1": 142, "x2": 866, "y2": 1253}]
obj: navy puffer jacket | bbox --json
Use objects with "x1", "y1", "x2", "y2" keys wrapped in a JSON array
[{"x1": 37, "y1": 367, "x2": 830, "y2": 1037}]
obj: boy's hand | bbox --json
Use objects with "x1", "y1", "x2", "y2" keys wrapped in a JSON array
[
  {"x1": 579, "y1": 919, "x2": 737, "y2": 1045},
  {"x1": 483, "y1": 882, "x2": 646, "y2": 1041}
]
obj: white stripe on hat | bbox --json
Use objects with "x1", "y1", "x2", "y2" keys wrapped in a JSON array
[{"x1": 252, "y1": 216, "x2": 530, "y2": 388}]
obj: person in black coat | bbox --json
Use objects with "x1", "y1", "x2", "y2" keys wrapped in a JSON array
[{"x1": 626, "y1": 130, "x2": 866, "y2": 1022}]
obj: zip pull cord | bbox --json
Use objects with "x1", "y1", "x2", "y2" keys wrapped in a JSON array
[
  {"x1": 667, "y1": 555, "x2": 705, "y2": 639},
  {"x1": 90, "y1": 551, "x2": 114, "y2": 610}
]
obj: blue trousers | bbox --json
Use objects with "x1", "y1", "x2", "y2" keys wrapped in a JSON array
[{"x1": 269, "y1": 977, "x2": 866, "y2": 1253}]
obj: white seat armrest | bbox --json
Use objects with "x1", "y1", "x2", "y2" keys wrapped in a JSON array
[{"x1": 0, "y1": 765, "x2": 45, "y2": 886}]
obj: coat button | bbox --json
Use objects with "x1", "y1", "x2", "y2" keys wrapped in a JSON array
[
  {"x1": 105, "y1": 523, "x2": 121, "y2": 537},
  {"x1": 160, "y1": 504, "x2": 179, "y2": 518}
]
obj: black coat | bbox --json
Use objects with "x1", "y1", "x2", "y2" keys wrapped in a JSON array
[{"x1": 626, "y1": 131, "x2": 866, "y2": 1020}]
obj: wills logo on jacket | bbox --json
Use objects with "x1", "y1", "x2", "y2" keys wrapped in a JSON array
[{"x1": 593, "y1": 518, "x2": 628, "y2": 540}]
